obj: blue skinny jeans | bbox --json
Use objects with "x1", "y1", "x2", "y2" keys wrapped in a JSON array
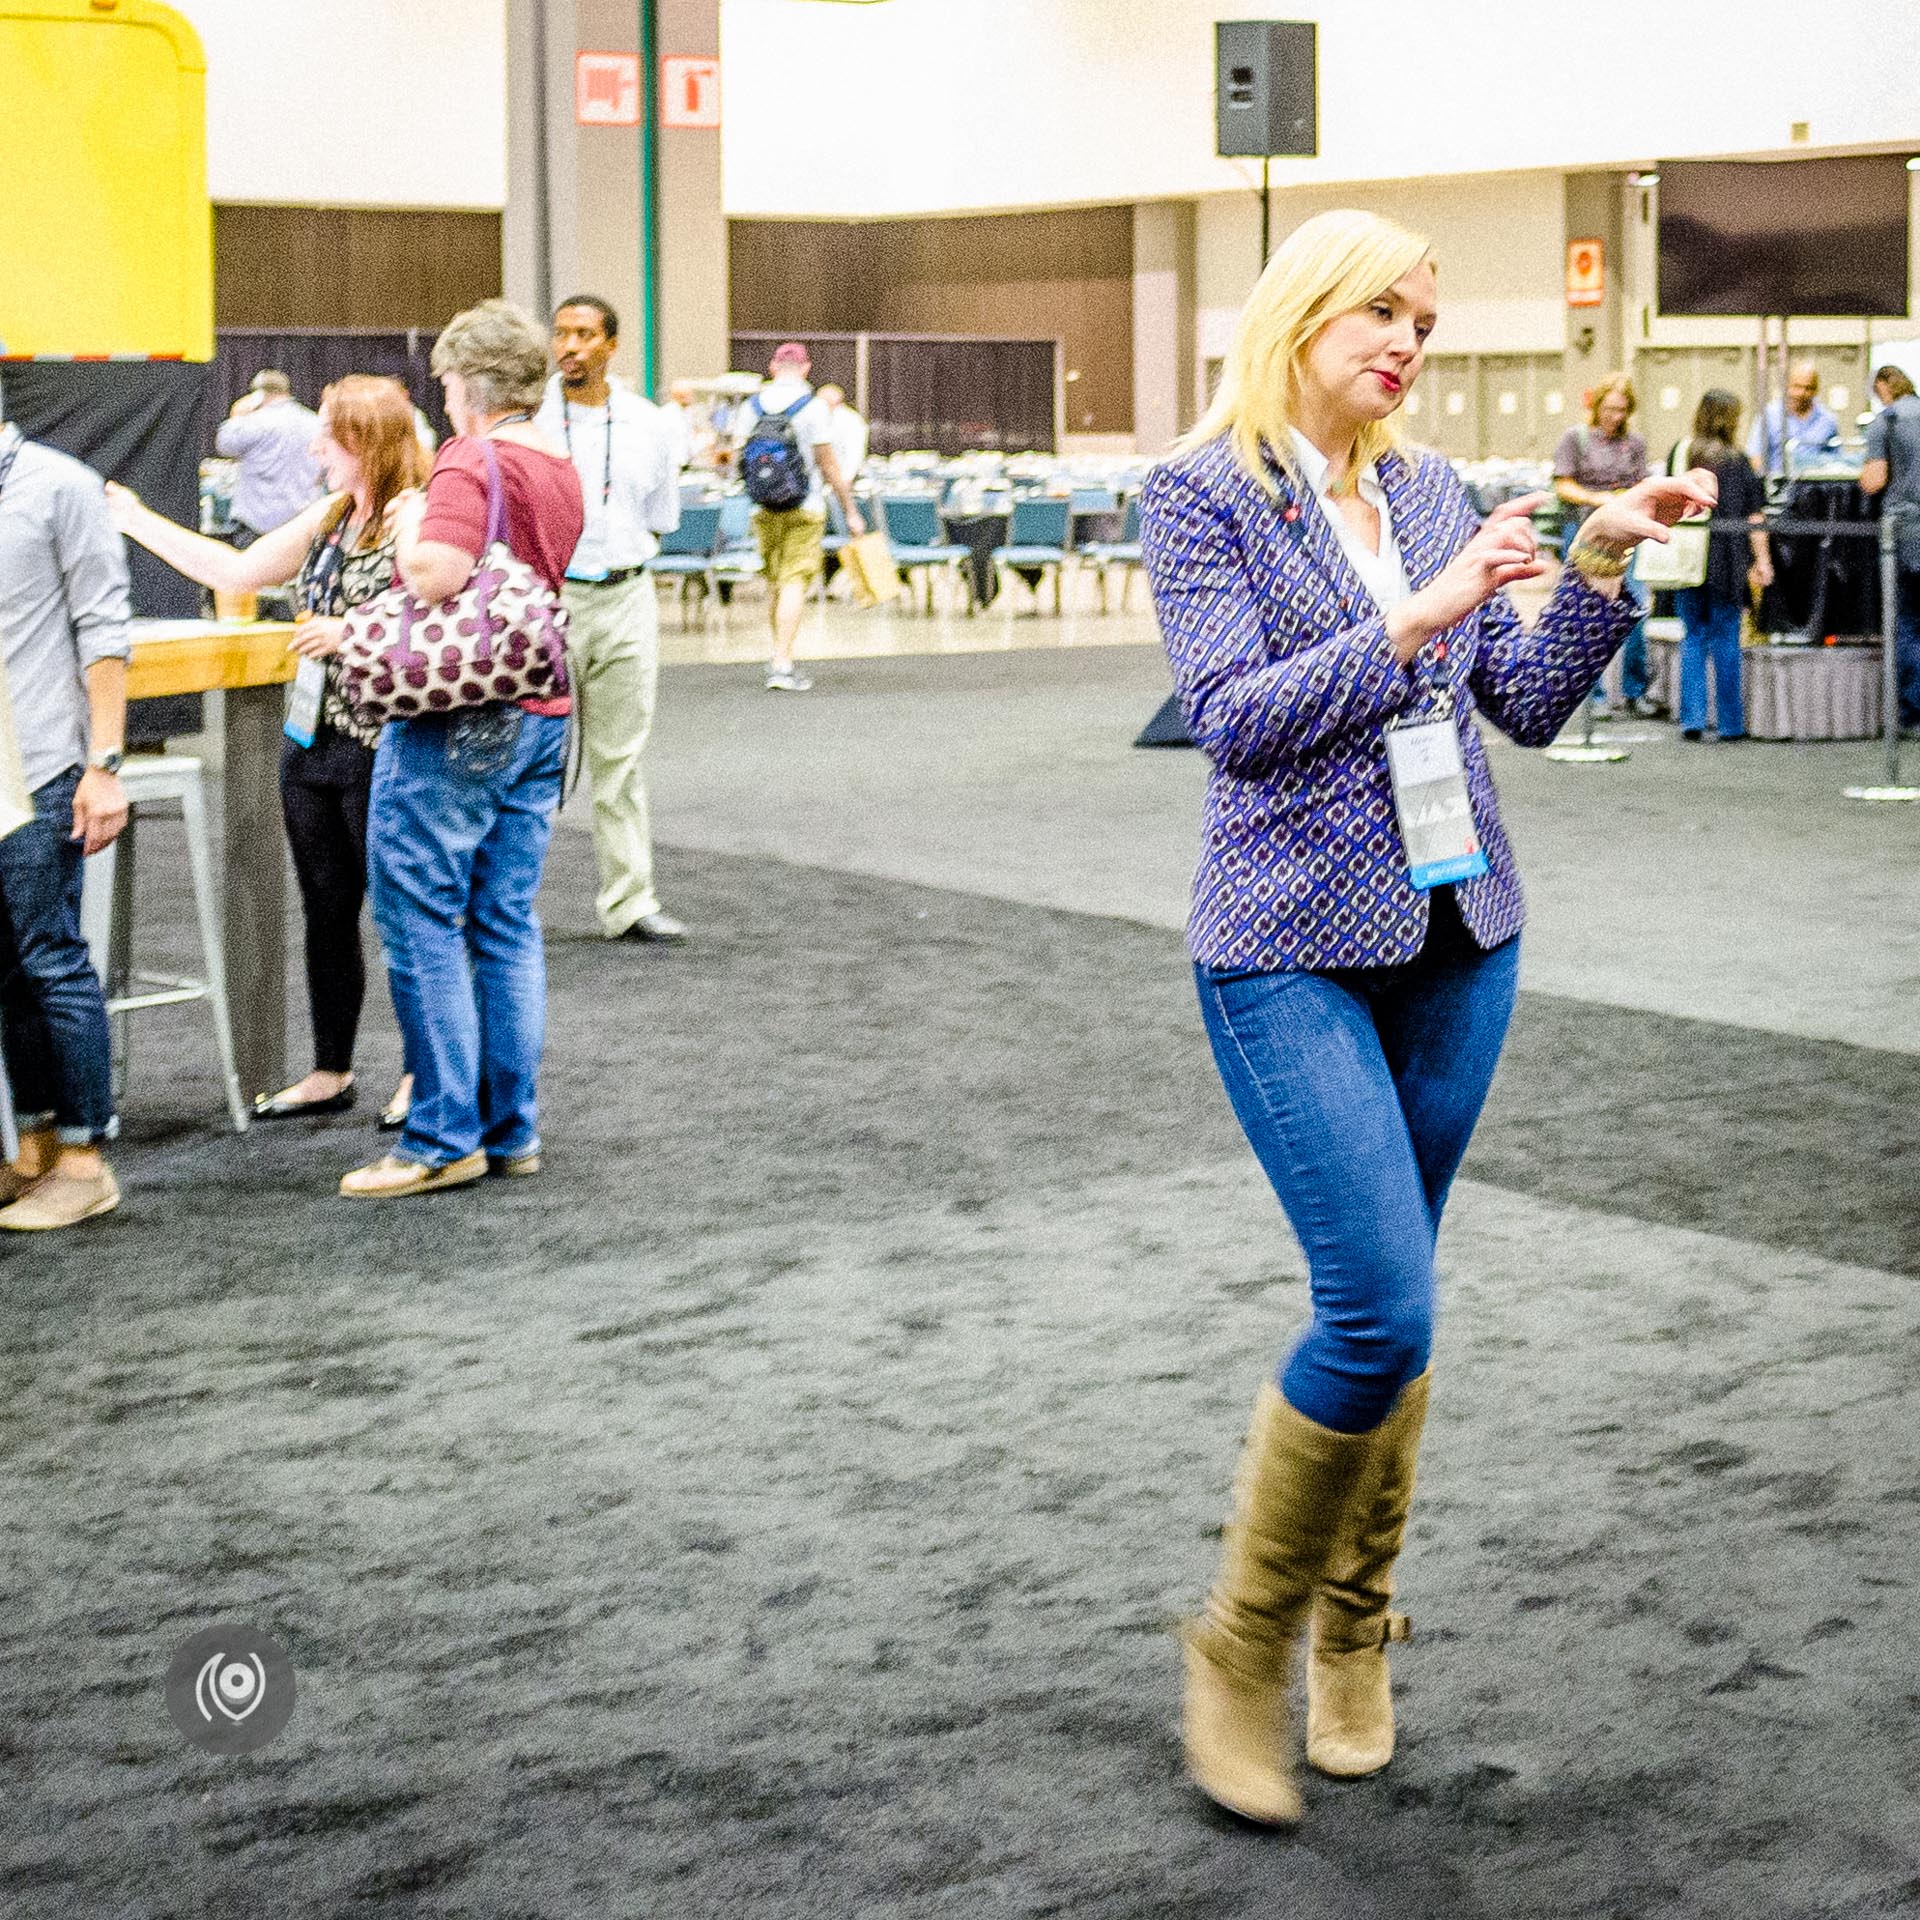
[
  {"x1": 1196, "y1": 893, "x2": 1521, "y2": 1434},
  {"x1": 369, "y1": 708, "x2": 568, "y2": 1167}
]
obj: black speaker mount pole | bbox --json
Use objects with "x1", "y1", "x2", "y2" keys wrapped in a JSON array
[{"x1": 1261, "y1": 156, "x2": 1271, "y2": 269}]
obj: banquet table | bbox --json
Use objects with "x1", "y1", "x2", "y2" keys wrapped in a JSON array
[
  {"x1": 126, "y1": 618, "x2": 297, "y2": 1101},
  {"x1": 1643, "y1": 632, "x2": 1883, "y2": 740}
]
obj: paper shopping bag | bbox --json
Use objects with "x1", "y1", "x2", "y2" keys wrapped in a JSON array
[{"x1": 841, "y1": 530, "x2": 903, "y2": 608}]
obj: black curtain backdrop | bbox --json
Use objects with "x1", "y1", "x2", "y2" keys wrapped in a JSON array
[
  {"x1": 728, "y1": 332, "x2": 1058, "y2": 456},
  {"x1": 730, "y1": 332, "x2": 861, "y2": 404},
  {"x1": 2, "y1": 358, "x2": 213, "y2": 740},
  {"x1": 208, "y1": 329, "x2": 450, "y2": 451},
  {"x1": 864, "y1": 336, "x2": 1057, "y2": 456}
]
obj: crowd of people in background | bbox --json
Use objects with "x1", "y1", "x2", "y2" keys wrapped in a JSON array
[
  {"x1": 4, "y1": 290, "x2": 1919, "y2": 1231},
  {"x1": 1544, "y1": 358, "x2": 1920, "y2": 743}
]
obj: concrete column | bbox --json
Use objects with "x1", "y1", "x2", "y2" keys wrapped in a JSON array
[
  {"x1": 658, "y1": 0, "x2": 728, "y2": 383},
  {"x1": 503, "y1": 0, "x2": 727, "y2": 393},
  {"x1": 1563, "y1": 171, "x2": 1628, "y2": 391},
  {"x1": 1133, "y1": 200, "x2": 1197, "y2": 456}
]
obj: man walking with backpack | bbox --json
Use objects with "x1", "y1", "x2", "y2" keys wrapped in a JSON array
[{"x1": 730, "y1": 343, "x2": 864, "y2": 692}]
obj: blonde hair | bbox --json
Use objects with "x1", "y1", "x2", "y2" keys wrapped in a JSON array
[
  {"x1": 1586, "y1": 373, "x2": 1637, "y2": 428},
  {"x1": 431, "y1": 298, "x2": 551, "y2": 415},
  {"x1": 1182, "y1": 208, "x2": 1432, "y2": 494}
]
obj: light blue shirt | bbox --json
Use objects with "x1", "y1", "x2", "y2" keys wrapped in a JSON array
[
  {"x1": 1748, "y1": 399, "x2": 1841, "y2": 479},
  {"x1": 214, "y1": 398, "x2": 323, "y2": 533},
  {"x1": 535, "y1": 377, "x2": 680, "y2": 578},
  {"x1": 0, "y1": 425, "x2": 132, "y2": 793}
]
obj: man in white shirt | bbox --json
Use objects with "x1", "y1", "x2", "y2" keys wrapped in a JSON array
[
  {"x1": 728, "y1": 344, "x2": 864, "y2": 692},
  {"x1": 817, "y1": 385, "x2": 869, "y2": 489},
  {"x1": 538, "y1": 296, "x2": 687, "y2": 943}
]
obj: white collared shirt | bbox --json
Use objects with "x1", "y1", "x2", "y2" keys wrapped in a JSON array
[
  {"x1": 1288, "y1": 429, "x2": 1411, "y2": 613},
  {"x1": 534, "y1": 375, "x2": 680, "y2": 577}
]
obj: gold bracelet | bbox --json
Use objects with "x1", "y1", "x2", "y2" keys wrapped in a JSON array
[{"x1": 1566, "y1": 536, "x2": 1633, "y2": 582}]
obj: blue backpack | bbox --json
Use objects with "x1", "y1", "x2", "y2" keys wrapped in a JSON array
[{"x1": 739, "y1": 395, "x2": 813, "y2": 510}]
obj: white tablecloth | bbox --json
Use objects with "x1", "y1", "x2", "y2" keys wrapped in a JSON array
[{"x1": 1644, "y1": 635, "x2": 1884, "y2": 740}]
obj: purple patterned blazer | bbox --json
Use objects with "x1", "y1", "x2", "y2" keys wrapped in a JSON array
[{"x1": 1140, "y1": 433, "x2": 1640, "y2": 973}]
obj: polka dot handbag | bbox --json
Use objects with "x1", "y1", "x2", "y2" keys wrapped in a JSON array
[{"x1": 337, "y1": 438, "x2": 571, "y2": 726}]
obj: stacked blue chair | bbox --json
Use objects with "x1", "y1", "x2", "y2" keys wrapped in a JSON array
[
  {"x1": 1080, "y1": 494, "x2": 1145, "y2": 613},
  {"x1": 878, "y1": 496, "x2": 975, "y2": 615},
  {"x1": 709, "y1": 491, "x2": 765, "y2": 625},
  {"x1": 650, "y1": 502, "x2": 723, "y2": 630},
  {"x1": 991, "y1": 496, "x2": 1074, "y2": 615}
]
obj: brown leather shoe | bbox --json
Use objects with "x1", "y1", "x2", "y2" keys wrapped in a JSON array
[
  {"x1": 0, "y1": 1165, "x2": 120, "y2": 1231},
  {"x1": 338, "y1": 1152, "x2": 486, "y2": 1199},
  {"x1": 488, "y1": 1152, "x2": 541, "y2": 1178}
]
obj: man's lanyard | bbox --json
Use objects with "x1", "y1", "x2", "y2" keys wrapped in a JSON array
[
  {"x1": 561, "y1": 399, "x2": 615, "y2": 515},
  {"x1": 0, "y1": 426, "x2": 23, "y2": 506}
]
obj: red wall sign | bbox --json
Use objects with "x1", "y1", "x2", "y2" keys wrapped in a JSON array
[
  {"x1": 1566, "y1": 238, "x2": 1606, "y2": 309},
  {"x1": 577, "y1": 52, "x2": 641, "y2": 127},
  {"x1": 661, "y1": 54, "x2": 722, "y2": 131}
]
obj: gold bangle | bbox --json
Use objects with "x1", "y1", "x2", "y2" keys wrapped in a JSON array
[{"x1": 1566, "y1": 537, "x2": 1633, "y2": 581}]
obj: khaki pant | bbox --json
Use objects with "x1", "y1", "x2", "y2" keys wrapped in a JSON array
[{"x1": 563, "y1": 573, "x2": 662, "y2": 936}]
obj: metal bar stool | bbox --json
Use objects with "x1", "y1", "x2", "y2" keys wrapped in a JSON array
[{"x1": 80, "y1": 754, "x2": 248, "y2": 1133}]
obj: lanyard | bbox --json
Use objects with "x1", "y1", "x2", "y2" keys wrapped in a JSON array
[
  {"x1": 561, "y1": 400, "x2": 614, "y2": 514},
  {"x1": 0, "y1": 426, "x2": 22, "y2": 504}
]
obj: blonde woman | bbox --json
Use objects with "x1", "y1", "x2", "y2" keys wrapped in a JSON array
[{"x1": 1139, "y1": 210, "x2": 1713, "y2": 1826}]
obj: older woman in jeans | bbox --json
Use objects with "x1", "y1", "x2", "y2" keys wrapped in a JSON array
[{"x1": 340, "y1": 301, "x2": 583, "y2": 1199}]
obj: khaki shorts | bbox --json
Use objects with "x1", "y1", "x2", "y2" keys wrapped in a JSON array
[{"x1": 753, "y1": 506, "x2": 827, "y2": 588}]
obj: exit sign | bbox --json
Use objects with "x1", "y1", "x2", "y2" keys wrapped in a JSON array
[{"x1": 661, "y1": 55, "x2": 721, "y2": 129}]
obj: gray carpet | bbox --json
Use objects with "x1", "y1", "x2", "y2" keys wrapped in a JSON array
[{"x1": 3, "y1": 825, "x2": 1917, "y2": 1918}]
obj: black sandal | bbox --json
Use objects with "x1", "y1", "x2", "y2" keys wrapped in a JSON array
[{"x1": 254, "y1": 1081, "x2": 358, "y2": 1120}]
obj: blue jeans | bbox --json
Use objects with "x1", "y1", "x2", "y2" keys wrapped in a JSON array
[
  {"x1": 1675, "y1": 588, "x2": 1745, "y2": 738},
  {"x1": 368, "y1": 709, "x2": 568, "y2": 1166},
  {"x1": 1896, "y1": 569, "x2": 1920, "y2": 728},
  {"x1": 1197, "y1": 895, "x2": 1521, "y2": 1435},
  {"x1": 0, "y1": 767, "x2": 115, "y2": 1145}
]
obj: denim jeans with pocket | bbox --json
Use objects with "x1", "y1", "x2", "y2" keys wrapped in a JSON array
[
  {"x1": 368, "y1": 709, "x2": 568, "y2": 1166},
  {"x1": 0, "y1": 766, "x2": 115, "y2": 1145},
  {"x1": 1196, "y1": 893, "x2": 1521, "y2": 1434}
]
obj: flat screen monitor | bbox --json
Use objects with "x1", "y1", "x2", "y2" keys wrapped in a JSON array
[{"x1": 1657, "y1": 157, "x2": 1912, "y2": 317}]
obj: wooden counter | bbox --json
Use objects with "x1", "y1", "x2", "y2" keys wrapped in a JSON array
[
  {"x1": 125, "y1": 619, "x2": 300, "y2": 1103},
  {"x1": 128, "y1": 617, "x2": 297, "y2": 701}
]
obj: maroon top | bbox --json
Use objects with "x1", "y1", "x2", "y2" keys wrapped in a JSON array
[
  {"x1": 417, "y1": 435, "x2": 583, "y2": 716},
  {"x1": 418, "y1": 436, "x2": 584, "y2": 593}
]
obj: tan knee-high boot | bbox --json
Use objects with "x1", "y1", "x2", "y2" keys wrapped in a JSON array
[
  {"x1": 1305, "y1": 1369, "x2": 1431, "y2": 1779},
  {"x1": 1183, "y1": 1383, "x2": 1374, "y2": 1824}
]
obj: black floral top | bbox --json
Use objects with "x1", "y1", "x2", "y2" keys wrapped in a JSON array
[{"x1": 293, "y1": 499, "x2": 399, "y2": 751}]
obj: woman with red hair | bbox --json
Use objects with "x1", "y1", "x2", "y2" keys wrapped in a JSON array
[{"x1": 110, "y1": 375, "x2": 427, "y2": 1122}]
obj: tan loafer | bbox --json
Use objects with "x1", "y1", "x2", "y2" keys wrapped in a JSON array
[
  {"x1": 488, "y1": 1152, "x2": 541, "y2": 1178},
  {"x1": 338, "y1": 1152, "x2": 486, "y2": 1199},
  {"x1": 0, "y1": 1165, "x2": 121, "y2": 1231}
]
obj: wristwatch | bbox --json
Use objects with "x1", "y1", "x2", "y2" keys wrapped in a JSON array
[{"x1": 89, "y1": 748, "x2": 125, "y2": 775}]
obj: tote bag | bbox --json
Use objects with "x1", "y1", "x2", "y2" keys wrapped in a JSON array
[
  {"x1": 1635, "y1": 437, "x2": 1710, "y2": 591},
  {"x1": 336, "y1": 438, "x2": 571, "y2": 725}
]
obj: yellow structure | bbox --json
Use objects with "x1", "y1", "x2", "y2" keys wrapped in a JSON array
[{"x1": 0, "y1": 0, "x2": 212, "y2": 358}]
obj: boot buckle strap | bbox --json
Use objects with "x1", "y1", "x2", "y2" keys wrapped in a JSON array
[{"x1": 1382, "y1": 1612, "x2": 1411, "y2": 1647}]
